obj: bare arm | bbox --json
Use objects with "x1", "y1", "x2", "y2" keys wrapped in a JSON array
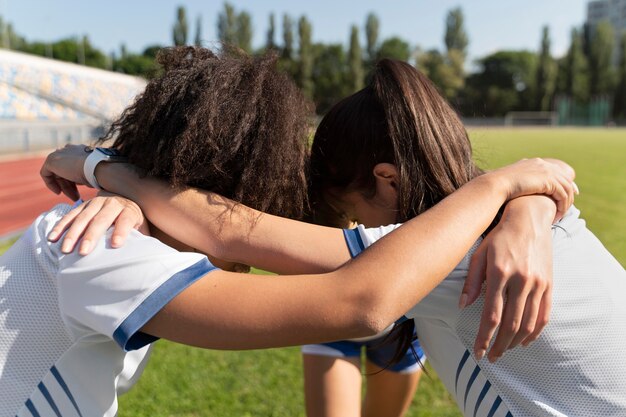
[
  {"x1": 139, "y1": 169, "x2": 561, "y2": 349},
  {"x1": 42, "y1": 146, "x2": 575, "y2": 354},
  {"x1": 54, "y1": 162, "x2": 352, "y2": 274}
]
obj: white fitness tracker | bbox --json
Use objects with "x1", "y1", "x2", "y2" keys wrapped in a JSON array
[{"x1": 83, "y1": 147, "x2": 127, "y2": 189}]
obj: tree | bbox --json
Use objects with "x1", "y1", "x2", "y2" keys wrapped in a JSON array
[
  {"x1": 143, "y1": 45, "x2": 164, "y2": 60},
  {"x1": 348, "y1": 25, "x2": 364, "y2": 92},
  {"x1": 237, "y1": 11, "x2": 253, "y2": 53},
  {"x1": 535, "y1": 26, "x2": 556, "y2": 111},
  {"x1": 1, "y1": 18, "x2": 26, "y2": 50},
  {"x1": 194, "y1": 15, "x2": 202, "y2": 46},
  {"x1": 461, "y1": 50, "x2": 538, "y2": 116},
  {"x1": 114, "y1": 53, "x2": 158, "y2": 78},
  {"x1": 376, "y1": 36, "x2": 410, "y2": 61},
  {"x1": 559, "y1": 28, "x2": 589, "y2": 102},
  {"x1": 217, "y1": 3, "x2": 237, "y2": 45},
  {"x1": 282, "y1": 14, "x2": 294, "y2": 60},
  {"x1": 445, "y1": 7, "x2": 468, "y2": 56},
  {"x1": 589, "y1": 21, "x2": 615, "y2": 95},
  {"x1": 173, "y1": 6, "x2": 188, "y2": 46},
  {"x1": 297, "y1": 16, "x2": 314, "y2": 98},
  {"x1": 614, "y1": 31, "x2": 626, "y2": 118},
  {"x1": 365, "y1": 13, "x2": 379, "y2": 64},
  {"x1": 312, "y1": 43, "x2": 349, "y2": 113},
  {"x1": 443, "y1": 7, "x2": 468, "y2": 101},
  {"x1": 266, "y1": 13, "x2": 276, "y2": 51},
  {"x1": 418, "y1": 49, "x2": 463, "y2": 100}
]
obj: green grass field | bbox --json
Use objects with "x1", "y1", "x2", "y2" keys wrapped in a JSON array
[{"x1": 1, "y1": 128, "x2": 624, "y2": 416}]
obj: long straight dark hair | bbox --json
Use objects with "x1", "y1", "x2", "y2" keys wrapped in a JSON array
[
  {"x1": 310, "y1": 59, "x2": 482, "y2": 223},
  {"x1": 310, "y1": 59, "x2": 483, "y2": 368}
]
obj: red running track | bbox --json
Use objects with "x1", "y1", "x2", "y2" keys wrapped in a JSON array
[{"x1": 0, "y1": 156, "x2": 97, "y2": 237}]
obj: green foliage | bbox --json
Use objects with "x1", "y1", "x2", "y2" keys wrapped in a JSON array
[
  {"x1": 173, "y1": 6, "x2": 188, "y2": 46},
  {"x1": 297, "y1": 16, "x2": 314, "y2": 98},
  {"x1": 266, "y1": 13, "x2": 276, "y2": 51},
  {"x1": 589, "y1": 21, "x2": 616, "y2": 95},
  {"x1": 462, "y1": 50, "x2": 537, "y2": 116},
  {"x1": 535, "y1": 26, "x2": 556, "y2": 111},
  {"x1": 365, "y1": 12, "x2": 380, "y2": 64},
  {"x1": 377, "y1": 36, "x2": 411, "y2": 62},
  {"x1": 237, "y1": 12, "x2": 253, "y2": 53},
  {"x1": 142, "y1": 44, "x2": 163, "y2": 60},
  {"x1": 20, "y1": 36, "x2": 107, "y2": 68},
  {"x1": 282, "y1": 14, "x2": 294, "y2": 60},
  {"x1": 217, "y1": 3, "x2": 237, "y2": 46},
  {"x1": 194, "y1": 15, "x2": 202, "y2": 46},
  {"x1": 444, "y1": 7, "x2": 468, "y2": 56},
  {"x1": 614, "y1": 31, "x2": 626, "y2": 119},
  {"x1": 217, "y1": 4, "x2": 253, "y2": 53},
  {"x1": 417, "y1": 49, "x2": 463, "y2": 102},
  {"x1": 312, "y1": 43, "x2": 349, "y2": 114},
  {"x1": 0, "y1": 17, "x2": 26, "y2": 49},
  {"x1": 348, "y1": 25, "x2": 364, "y2": 93},
  {"x1": 114, "y1": 55, "x2": 157, "y2": 77},
  {"x1": 557, "y1": 28, "x2": 589, "y2": 103}
]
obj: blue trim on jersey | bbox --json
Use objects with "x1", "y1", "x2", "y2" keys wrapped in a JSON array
[
  {"x1": 38, "y1": 382, "x2": 62, "y2": 417},
  {"x1": 113, "y1": 257, "x2": 217, "y2": 351},
  {"x1": 342, "y1": 228, "x2": 365, "y2": 258},
  {"x1": 486, "y1": 397, "x2": 502, "y2": 417},
  {"x1": 464, "y1": 365, "x2": 481, "y2": 409},
  {"x1": 25, "y1": 400, "x2": 41, "y2": 417},
  {"x1": 51, "y1": 365, "x2": 84, "y2": 417},
  {"x1": 455, "y1": 350, "x2": 470, "y2": 394},
  {"x1": 474, "y1": 381, "x2": 491, "y2": 417}
]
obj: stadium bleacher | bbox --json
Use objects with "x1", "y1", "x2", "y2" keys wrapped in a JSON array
[
  {"x1": 0, "y1": 49, "x2": 147, "y2": 153},
  {"x1": 0, "y1": 49, "x2": 146, "y2": 121}
]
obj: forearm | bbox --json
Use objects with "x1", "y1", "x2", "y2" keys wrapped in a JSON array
[
  {"x1": 95, "y1": 163, "x2": 350, "y2": 274},
  {"x1": 333, "y1": 175, "x2": 510, "y2": 329}
]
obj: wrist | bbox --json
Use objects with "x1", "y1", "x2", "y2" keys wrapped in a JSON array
[
  {"x1": 94, "y1": 162, "x2": 133, "y2": 193},
  {"x1": 503, "y1": 196, "x2": 555, "y2": 228},
  {"x1": 478, "y1": 172, "x2": 510, "y2": 203},
  {"x1": 83, "y1": 147, "x2": 128, "y2": 189}
]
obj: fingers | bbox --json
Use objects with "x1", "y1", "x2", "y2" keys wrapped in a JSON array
[
  {"x1": 76, "y1": 199, "x2": 130, "y2": 255},
  {"x1": 110, "y1": 208, "x2": 140, "y2": 248},
  {"x1": 474, "y1": 269, "x2": 505, "y2": 361},
  {"x1": 48, "y1": 203, "x2": 87, "y2": 242},
  {"x1": 41, "y1": 173, "x2": 62, "y2": 195},
  {"x1": 538, "y1": 167, "x2": 573, "y2": 222},
  {"x1": 463, "y1": 246, "x2": 488, "y2": 308},
  {"x1": 505, "y1": 285, "x2": 542, "y2": 350},
  {"x1": 486, "y1": 279, "x2": 532, "y2": 362},
  {"x1": 522, "y1": 285, "x2": 552, "y2": 346},
  {"x1": 57, "y1": 178, "x2": 80, "y2": 201},
  {"x1": 59, "y1": 198, "x2": 106, "y2": 253},
  {"x1": 50, "y1": 195, "x2": 144, "y2": 255}
]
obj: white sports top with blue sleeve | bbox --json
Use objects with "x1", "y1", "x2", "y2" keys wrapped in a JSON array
[
  {"x1": 0, "y1": 204, "x2": 217, "y2": 417},
  {"x1": 343, "y1": 207, "x2": 626, "y2": 417}
]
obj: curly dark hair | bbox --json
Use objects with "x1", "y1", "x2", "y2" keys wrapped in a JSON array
[{"x1": 100, "y1": 46, "x2": 313, "y2": 220}]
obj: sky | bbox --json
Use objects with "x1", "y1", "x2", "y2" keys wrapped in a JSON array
[{"x1": 1, "y1": 0, "x2": 590, "y2": 64}]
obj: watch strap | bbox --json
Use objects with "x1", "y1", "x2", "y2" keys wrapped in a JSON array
[{"x1": 83, "y1": 147, "x2": 126, "y2": 190}]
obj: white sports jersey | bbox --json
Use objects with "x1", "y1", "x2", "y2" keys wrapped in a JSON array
[
  {"x1": 0, "y1": 204, "x2": 217, "y2": 417},
  {"x1": 344, "y1": 207, "x2": 626, "y2": 417}
]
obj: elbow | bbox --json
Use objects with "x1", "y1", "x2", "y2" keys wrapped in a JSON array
[{"x1": 343, "y1": 288, "x2": 396, "y2": 337}]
